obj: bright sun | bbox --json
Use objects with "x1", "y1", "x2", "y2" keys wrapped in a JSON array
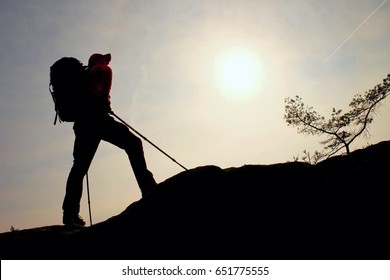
[{"x1": 215, "y1": 47, "x2": 263, "y2": 100}]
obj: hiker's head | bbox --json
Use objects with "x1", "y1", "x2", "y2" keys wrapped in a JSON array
[{"x1": 88, "y1": 53, "x2": 111, "y2": 67}]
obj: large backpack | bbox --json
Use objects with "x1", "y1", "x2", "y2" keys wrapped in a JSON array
[{"x1": 49, "y1": 57, "x2": 88, "y2": 124}]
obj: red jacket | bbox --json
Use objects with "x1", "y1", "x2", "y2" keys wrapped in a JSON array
[
  {"x1": 89, "y1": 63, "x2": 112, "y2": 98},
  {"x1": 88, "y1": 63, "x2": 112, "y2": 114}
]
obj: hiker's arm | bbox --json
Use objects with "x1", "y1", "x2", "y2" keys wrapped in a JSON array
[
  {"x1": 89, "y1": 64, "x2": 112, "y2": 113},
  {"x1": 100, "y1": 66, "x2": 112, "y2": 99},
  {"x1": 100, "y1": 66, "x2": 112, "y2": 112}
]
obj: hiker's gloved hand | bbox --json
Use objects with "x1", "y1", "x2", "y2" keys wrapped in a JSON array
[
  {"x1": 105, "y1": 102, "x2": 112, "y2": 114},
  {"x1": 101, "y1": 97, "x2": 112, "y2": 114}
]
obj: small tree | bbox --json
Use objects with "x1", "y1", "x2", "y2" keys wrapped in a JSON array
[{"x1": 284, "y1": 74, "x2": 390, "y2": 161}]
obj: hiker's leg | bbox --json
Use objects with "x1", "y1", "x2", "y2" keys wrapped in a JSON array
[
  {"x1": 63, "y1": 123, "x2": 100, "y2": 215},
  {"x1": 101, "y1": 116, "x2": 156, "y2": 196}
]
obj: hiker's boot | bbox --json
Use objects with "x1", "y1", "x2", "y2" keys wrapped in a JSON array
[
  {"x1": 139, "y1": 171, "x2": 157, "y2": 197},
  {"x1": 141, "y1": 183, "x2": 157, "y2": 197},
  {"x1": 141, "y1": 180, "x2": 157, "y2": 197},
  {"x1": 63, "y1": 213, "x2": 86, "y2": 226}
]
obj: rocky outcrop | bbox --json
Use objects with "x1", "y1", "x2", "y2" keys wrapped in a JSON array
[{"x1": 1, "y1": 141, "x2": 389, "y2": 260}]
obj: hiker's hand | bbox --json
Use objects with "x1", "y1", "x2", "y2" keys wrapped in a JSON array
[{"x1": 104, "y1": 100, "x2": 112, "y2": 115}]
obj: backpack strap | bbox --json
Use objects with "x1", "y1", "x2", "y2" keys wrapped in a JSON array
[
  {"x1": 50, "y1": 83, "x2": 57, "y2": 125},
  {"x1": 49, "y1": 82, "x2": 61, "y2": 125},
  {"x1": 54, "y1": 111, "x2": 58, "y2": 125}
]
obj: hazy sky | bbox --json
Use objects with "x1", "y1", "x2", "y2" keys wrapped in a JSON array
[{"x1": 1, "y1": 0, "x2": 389, "y2": 232}]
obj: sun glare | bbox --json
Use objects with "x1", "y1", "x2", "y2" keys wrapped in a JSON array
[{"x1": 215, "y1": 47, "x2": 263, "y2": 100}]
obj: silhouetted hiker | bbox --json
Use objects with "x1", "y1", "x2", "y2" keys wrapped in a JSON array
[{"x1": 62, "y1": 53, "x2": 157, "y2": 226}]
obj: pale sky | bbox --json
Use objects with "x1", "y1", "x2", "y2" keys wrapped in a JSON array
[{"x1": 1, "y1": 0, "x2": 389, "y2": 233}]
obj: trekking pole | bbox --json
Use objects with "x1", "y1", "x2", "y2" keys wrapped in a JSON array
[
  {"x1": 110, "y1": 112, "x2": 188, "y2": 171},
  {"x1": 86, "y1": 172, "x2": 93, "y2": 226}
]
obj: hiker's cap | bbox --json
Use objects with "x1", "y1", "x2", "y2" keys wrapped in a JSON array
[{"x1": 88, "y1": 53, "x2": 111, "y2": 67}]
